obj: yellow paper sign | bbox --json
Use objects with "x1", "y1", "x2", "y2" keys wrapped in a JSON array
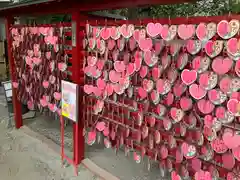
[{"x1": 62, "y1": 103, "x2": 70, "y2": 117}]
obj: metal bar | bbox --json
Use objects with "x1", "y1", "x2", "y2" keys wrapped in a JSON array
[
  {"x1": 5, "y1": 17, "x2": 23, "y2": 129},
  {"x1": 11, "y1": 22, "x2": 71, "y2": 28},
  {"x1": 60, "y1": 115, "x2": 78, "y2": 175},
  {"x1": 64, "y1": 31, "x2": 72, "y2": 37},
  {"x1": 64, "y1": 50, "x2": 72, "y2": 55}
]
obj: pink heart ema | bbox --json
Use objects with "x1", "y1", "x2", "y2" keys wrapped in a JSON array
[
  {"x1": 171, "y1": 171, "x2": 181, "y2": 180},
  {"x1": 222, "y1": 129, "x2": 240, "y2": 149},
  {"x1": 181, "y1": 69, "x2": 197, "y2": 85},
  {"x1": 178, "y1": 24, "x2": 195, "y2": 40},
  {"x1": 53, "y1": 92, "x2": 61, "y2": 100},
  {"x1": 227, "y1": 99, "x2": 240, "y2": 115},
  {"x1": 212, "y1": 57, "x2": 233, "y2": 75},
  {"x1": 139, "y1": 38, "x2": 153, "y2": 51},
  {"x1": 146, "y1": 22, "x2": 162, "y2": 37},
  {"x1": 189, "y1": 84, "x2": 206, "y2": 100},
  {"x1": 195, "y1": 170, "x2": 212, "y2": 180}
]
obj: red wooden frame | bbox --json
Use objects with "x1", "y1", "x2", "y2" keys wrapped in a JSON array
[
  {"x1": 3, "y1": 0, "x2": 239, "y2": 174},
  {"x1": 5, "y1": 17, "x2": 23, "y2": 129},
  {"x1": 6, "y1": 18, "x2": 84, "y2": 167},
  {"x1": 71, "y1": 12, "x2": 85, "y2": 165},
  {"x1": 81, "y1": 15, "x2": 240, "y2": 178}
]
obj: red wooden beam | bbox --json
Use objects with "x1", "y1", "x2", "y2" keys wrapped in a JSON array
[
  {"x1": 5, "y1": 17, "x2": 23, "y2": 129},
  {"x1": 71, "y1": 12, "x2": 85, "y2": 165}
]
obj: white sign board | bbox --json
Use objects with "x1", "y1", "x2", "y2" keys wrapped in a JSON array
[
  {"x1": 6, "y1": 89, "x2": 12, "y2": 98},
  {"x1": 61, "y1": 80, "x2": 78, "y2": 122},
  {"x1": 3, "y1": 81, "x2": 11, "y2": 90},
  {"x1": 2, "y1": 81, "x2": 12, "y2": 98}
]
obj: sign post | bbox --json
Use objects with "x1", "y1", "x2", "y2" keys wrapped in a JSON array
[
  {"x1": 60, "y1": 80, "x2": 79, "y2": 175},
  {"x1": 61, "y1": 80, "x2": 78, "y2": 122}
]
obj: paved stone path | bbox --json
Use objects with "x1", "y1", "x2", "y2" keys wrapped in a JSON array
[{"x1": 0, "y1": 106, "x2": 101, "y2": 180}]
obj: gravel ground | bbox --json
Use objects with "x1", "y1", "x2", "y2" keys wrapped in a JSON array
[{"x1": 0, "y1": 105, "x2": 101, "y2": 180}]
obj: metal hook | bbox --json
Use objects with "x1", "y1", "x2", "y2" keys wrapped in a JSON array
[
  {"x1": 139, "y1": 19, "x2": 142, "y2": 28},
  {"x1": 105, "y1": 19, "x2": 107, "y2": 27},
  {"x1": 168, "y1": 16, "x2": 171, "y2": 25}
]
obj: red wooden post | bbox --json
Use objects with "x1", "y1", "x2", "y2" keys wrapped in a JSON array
[
  {"x1": 71, "y1": 11, "x2": 85, "y2": 165},
  {"x1": 5, "y1": 17, "x2": 23, "y2": 129}
]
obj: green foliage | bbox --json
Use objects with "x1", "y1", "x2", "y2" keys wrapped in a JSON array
[
  {"x1": 230, "y1": 0, "x2": 240, "y2": 13},
  {"x1": 105, "y1": 0, "x2": 238, "y2": 19},
  {"x1": 19, "y1": 0, "x2": 240, "y2": 23}
]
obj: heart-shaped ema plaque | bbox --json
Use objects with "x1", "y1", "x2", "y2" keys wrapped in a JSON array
[
  {"x1": 160, "y1": 25, "x2": 177, "y2": 41},
  {"x1": 120, "y1": 24, "x2": 134, "y2": 38},
  {"x1": 222, "y1": 128, "x2": 240, "y2": 149},
  {"x1": 192, "y1": 56, "x2": 210, "y2": 74},
  {"x1": 146, "y1": 22, "x2": 162, "y2": 38},
  {"x1": 181, "y1": 69, "x2": 197, "y2": 86},
  {"x1": 227, "y1": 98, "x2": 240, "y2": 116},
  {"x1": 177, "y1": 24, "x2": 195, "y2": 40},
  {"x1": 181, "y1": 142, "x2": 197, "y2": 159},
  {"x1": 197, "y1": 99, "x2": 215, "y2": 114},
  {"x1": 142, "y1": 79, "x2": 154, "y2": 92},
  {"x1": 144, "y1": 50, "x2": 158, "y2": 67},
  {"x1": 205, "y1": 40, "x2": 223, "y2": 58},
  {"x1": 212, "y1": 56, "x2": 233, "y2": 75},
  {"x1": 133, "y1": 29, "x2": 146, "y2": 42},
  {"x1": 110, "y1": 26, "x2": 121, "y2": 40},
  {"x1": 226, "y1": 38, "x2": 240, "y2": 58},
  {"x1": 208, "y1": 89, "x2": 227, "y2": 105},
  {"x1": 198, "y1": 71, "x2": 218, "y2": 90},
  {"x1": 177, "y1": 53, "x2": 188, "y2": 70},
  {"x1": 170, "y1": 107, "x2": 184, "y2": 123},
  {"x1": 100, "y1": 27, "x2": 111, "y2": 40},
  {"x1": 171, "y1": 171, "x2": 182, "y2": 180},
  {"x1": 139, "y1": 38, "x2": 153, "y2": 51},
  {"x1": 196, "y1": 22, "x2": 216, "y2": 41},
  {"x1": 189, "y1": 83, "x2": 207, "y2": 100},
  {"x1": 186, "y1": 40, "x2": 201, "y2": 55},
  {"x1": 194, "y1": 170, "x2": 212, "y2": 180},
  {"x1": 217, "y1": 19, "x2": 240, "y2": 39},
  {"x1": 211, "y1": 138, "x2": 228, "y2": 154}
]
